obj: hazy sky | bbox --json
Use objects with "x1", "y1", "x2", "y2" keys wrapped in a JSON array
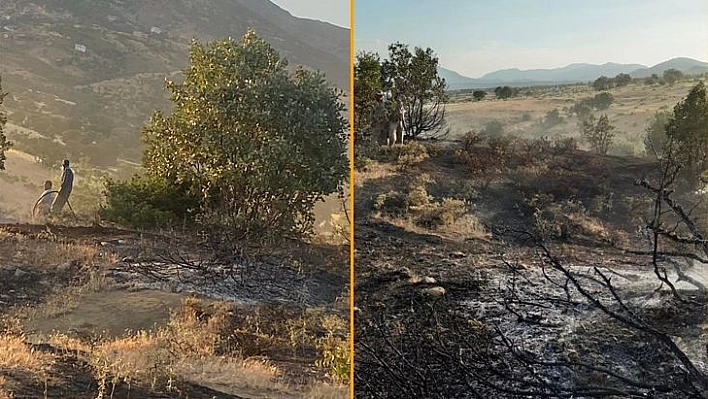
[
  {"x1": 355, "y1": 0, "x2": 708, "y2": 78},
  {"x1": 270, "y1": 0, "x2": 350, "y2": 28}
]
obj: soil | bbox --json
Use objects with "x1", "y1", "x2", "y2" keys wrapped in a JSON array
[{"x1": 0, "y1": 223, "x2": 348, "y2": 399}]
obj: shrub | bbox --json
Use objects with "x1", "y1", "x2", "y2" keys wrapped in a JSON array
[
  {"x1": 416, "y1": 198, "x2": 468, "y2": 229},
  {"x1": 100, "y1": 174, "x2": 199, "y2": 229},
  {"x1": 461, "y1": 130, "x2": 485, "y2": 152},
  {"x1": 378, "y1": 141, "x2": 430, "y2": 164},
  {"x1": 592, "y1": 92, "x2": 614, "y2": 110},
  {"x1": 373, "y1": 191, "x2": 409, "y2": 216},
  {"x1": 141, "y1": 31, "x2": 348, "y2": 238}
]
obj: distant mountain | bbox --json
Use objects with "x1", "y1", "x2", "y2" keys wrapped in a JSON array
[
  {"x1": 0, "y1": 0, "x2": 349, "y2": 166},
  {"x1": 629, "y1": 57, "x2": 708, "y2": 78},
  {"x1": 443, "y1": 57, "x2": 708, "y2": 91},
  {"x1": 438, "y1": 66, "x2": 480, "y2": 90},
  {"x1": 480, "y1": 62, "x2": 646, "y2": 84}
]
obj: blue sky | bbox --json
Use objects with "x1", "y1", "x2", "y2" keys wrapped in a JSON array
[
  {"x1": 270, "y1": 0, "x2": 350, "y2": 28},
  {"x1": 355, "y1": 0, "x2": 708, "y2": 78}
]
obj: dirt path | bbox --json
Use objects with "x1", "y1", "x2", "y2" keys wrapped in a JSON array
[{"x1": 25, "y1": 289, "x2": 186, "y2": 339}]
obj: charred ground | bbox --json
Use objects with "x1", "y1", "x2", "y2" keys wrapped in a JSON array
[
  {"x1": 354, "y1": 138, "x2": 708, "y2": 398},
  {"x1": 0, "y1": 223, "x2": 349, "y2": 398}
]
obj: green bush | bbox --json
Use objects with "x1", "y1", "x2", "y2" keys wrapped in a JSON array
[
  {"x1": 141, "y1": 31, "x2": 348, "y2": 239},
  {"x1": 100, "y1": 174, "x2": 199, "y2": 229}
]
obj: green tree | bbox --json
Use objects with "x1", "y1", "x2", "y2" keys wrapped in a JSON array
[
  {"x1": 0, "y1": 76, "x2": 11, "y2": 170},
  {"x1": 592, "y1": 76, "x2": 611, "y2": 91},
  {"x1": 614, "y1": 73, "x2": 632, "y2": 87},
  {"x1": 665, "y1": 81, "x2": 708, "y2": 186},
  {"x1": 354, "y1": 51, "x2": 383, "y2": 142},
  {"x1": 591, "y1": 91, "x2": 614, "y2": 110},
  {"x1": 494, "y1": 86, "x2": 514, "y2": 100},
  {"x1": 381, "y1": 42, "x2": 447, "y2": 138},
  {"x1": 643, "y1": 109, "x2": 671, "y2": 159},
  {"x1": 644, "y1": 73, "x2": 662, "y2": 86},
  {"x1": 581, "y1": 114, "x2": 615, "y2": 155},
  {"x1": 663, "y1": 68, "x2": 684, "y2": 85},
  {"x1": 571, "y1": 101, "x2": 594, "y2": 121},
  {"x1": 472, "y1": 90, "x2": 487, "y2": 101},
  {"x1": 140, "y1": 30, "x2": 348, "y2": 238}
]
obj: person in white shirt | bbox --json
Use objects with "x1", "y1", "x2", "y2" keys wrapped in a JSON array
[{"x1": 35, "y1": 180, "x2": 57, "y2": 219}]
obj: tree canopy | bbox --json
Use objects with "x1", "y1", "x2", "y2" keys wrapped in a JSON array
[
  {"x1": 643, "y1": 109, "x2": 671, "y2": 159},
  {"x1": 494, "y1": 86, "x2": 514, "y2": 100},
  {"x1": 665, "y1": 81, "x2": 708, "y2": 185},
  {"x1": 354, "y1": 51, "x2": 383, "y2": 142},
  {"x1": 592, "y1": 73, "x2": 633, "y2": 90},
  {"x1": 663, "y1": 68, "x2": 684, "y2": 85},
  {"x1": 353, "y1": 43, "x2": 448, "y2": 142},
  {"x1": 105, "y1": 30, "x2": 349, "y2": 237},
  {"x1": 381, "y1": 43, "x2": 447, "y2": 138},
  {"x1": 472, "y1": 90, "x2": 487, "y2": 101}
]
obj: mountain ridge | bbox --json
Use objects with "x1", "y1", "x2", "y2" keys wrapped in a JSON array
[{"x1": 441, "y1": 57, "x2": 708, "y2": 90}]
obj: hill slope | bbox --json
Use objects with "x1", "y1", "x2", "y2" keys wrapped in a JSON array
[{"x1": 0, "y1": 0, "x2": 349, "y2": 166}]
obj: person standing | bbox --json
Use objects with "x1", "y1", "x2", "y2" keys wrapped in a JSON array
[{"x1": 50, "y1": 159, "x2": 74, "y2": 215}]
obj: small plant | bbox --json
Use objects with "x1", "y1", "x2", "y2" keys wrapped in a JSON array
[
  {"x1": 374, "y1": 191, "x2": 409, "y2": 216},
  {"x1": 100, "y1": 174, "x2": 199, "y2": 229},
  {"x1": 416, "y1": 198, "x2": 468, "y2": 229},
  {"x1": 315, "y1": 335, "x2": 350, "y2": 383},
  {"x1": 315, "y1": 314, "x2": 349, "y2": 383},
  {"x1": 461, "y1": 130, "x2": 485, "y2": 152}
]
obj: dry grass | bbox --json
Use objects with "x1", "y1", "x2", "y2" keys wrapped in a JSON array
[
  {"x1": 37, "y1": 297, "x2": 349, "y2": 397},
  {"x1": 0, "y1": 227, "x2": 348, "y2": 397},
  {"x1": 0, "y1": 232, "x2": 103, "y2": 269},
  {"x1": 444, "y1": 80, "x2": 701, "y2": 155},
  {"x1": 0, "y1": 334, "x2": 55, "y2": 373},
  {"x1": 0, "y1": 334, "x2": 55, "y2": 397},
  {"x1": 173, "y1": 356, "x2": 287, "y2": 396},
  {"x1": 371, "y1": 172, "x2": 489, "y2": 241}
]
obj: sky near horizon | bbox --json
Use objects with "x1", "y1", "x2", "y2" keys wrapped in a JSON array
[
  {"x1": 270, "y1": 0, "x2": 350, "y2": 28},
  {"x1": 355, "y1": 0, "x2": 708, "y2": 78}
]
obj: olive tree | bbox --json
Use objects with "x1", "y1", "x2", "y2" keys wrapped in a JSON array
[
  {"x1": 140, "y1": 30, "x2": 348, "y2": 238},
  {"x1": 665, "y1": 81, "x2": 708, "y2": 186},
  {"x1": 353, "y1": 51, "x2": 383, "y2": 142},
  {"x1": 381, "y1": 42, "x2": 447, "y2": 139}
]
